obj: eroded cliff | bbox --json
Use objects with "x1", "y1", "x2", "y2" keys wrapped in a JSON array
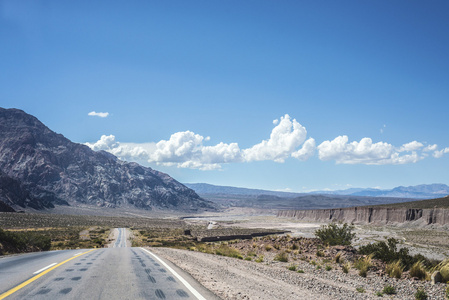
[{"x1": 277, "y1": 206, "x2": 449, "y2": 225}]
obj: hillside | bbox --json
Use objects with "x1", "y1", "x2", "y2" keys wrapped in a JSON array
[
  {"x1": 0, "y1": 108, "x2": 214, "y2": 212},
  {"x1": 373, "y1": 195, "x2": 449, "y2": 209}
]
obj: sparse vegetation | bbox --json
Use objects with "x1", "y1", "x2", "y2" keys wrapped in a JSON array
[
  {"x1": 356, "y1": 287, "x2": 365, "y2": 293},
  {"x1": 386, "y1": 260, "x2": 403, "y2": 279},
  {"x1": 314, "y1": 222, "x2": 355, "y2": 246},
  {"x1": 414, "y1": 288, "x2": 428, "y2": 300},
  {"x1": 274, "y1": 251, "x2": 289, "y2": 262},
  {"x1": 382, "y1": 285, "x2": 396, "y2": 295},
  {"x1": 410, "y1": 261, "x2": 428, "y2": 280},
  {"x1": 288, "y1": 264, "x2": 296, "y2": 271},
  {"x1": 342, "y1": 262, "x2": 351, "y2": 273},
  {"x1": 215, "y1": 244, "x2": 243, "y2": 259},
  {"x1": 255, "y1": 255, "x2": 264, "y2": 263},
  {"x1": 0, "y1": 228, "x2": 51, "y2": 254},
  {"x1": 354, "y1": 255, "x2": 372, "y2": 277},
  {"x1": 358, "y1": 237, "x2": 425, "y2": 270},
  {"x1": 334, "y1": 252, "x2": 343, "y2": 264}
]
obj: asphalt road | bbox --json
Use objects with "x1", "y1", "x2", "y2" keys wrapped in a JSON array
[{"x1": 0, "y1": 229, "x2": 217, "y2": 300}]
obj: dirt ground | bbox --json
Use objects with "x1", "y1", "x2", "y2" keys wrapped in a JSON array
[{"x1": 185, "y1": 208, "x2": 449, "y2": 261}]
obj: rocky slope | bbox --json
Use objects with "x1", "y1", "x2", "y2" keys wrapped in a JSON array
[
  {"x1": 277, "y1": 197, "x2": 449, "y2": 225},
  {"x1": 0, "y1": 108, "x2": 214, "y2": 211}
]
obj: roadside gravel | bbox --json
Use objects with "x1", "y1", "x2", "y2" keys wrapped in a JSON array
[{"x1": 151, "y1": 247, "x2": 448, "y2": 300}]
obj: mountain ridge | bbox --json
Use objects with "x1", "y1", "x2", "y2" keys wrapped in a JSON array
[
  {"x1": 0, "y1": 108, "x2": 214, "y2": 212},
  {"x1": 186, "y1": 182, "x2": 449, "y2": 199}
]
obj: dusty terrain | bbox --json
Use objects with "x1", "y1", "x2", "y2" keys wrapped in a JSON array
[
  {"x1": 186, "y1": 209, "x2": 449, "y2": 260},
  {"x1": 152, "y1": 247, "x2": 447, "y2": 299}
]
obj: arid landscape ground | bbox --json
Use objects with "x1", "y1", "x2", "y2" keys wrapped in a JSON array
[{"x1": 1, "y1": 206, "x2": 449, "y2": 299}]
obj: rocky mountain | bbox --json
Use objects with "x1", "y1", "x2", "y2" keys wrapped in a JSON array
[{"x1": 0, "y1": 108, "x2": 214, "y2": 211}]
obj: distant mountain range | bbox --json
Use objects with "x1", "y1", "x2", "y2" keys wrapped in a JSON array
[
  {"x1": 311, "y1": 184, "x2": 449, "y2": 199},
  {"x1": 185, "y1": 183, "x2": 449, "y2": 199},
  {"x1": 0, "y1": 108, "x2": 214, "y2": 212}
]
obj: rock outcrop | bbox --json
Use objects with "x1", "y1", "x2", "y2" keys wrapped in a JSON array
[
  {"x1": 0, "y1": 108, "x2": 214, "y2": 211},
  {"x1": 277, "y1": 206, "x2": 449, "y2": 225}
]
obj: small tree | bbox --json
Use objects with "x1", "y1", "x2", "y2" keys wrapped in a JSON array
[{"x1": 314, "y1": 222, "x2": 355, "y2": 246}]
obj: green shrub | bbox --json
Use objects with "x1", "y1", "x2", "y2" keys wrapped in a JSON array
[
  {"x1": 288, "y1": 264, "x2": 296, "y2": 271},
  {"x1": 0, "y1": 228, "x2": 51, "y2": 254},
  {"x1": 445, "y1": 284, "x2": 449, "y2": 299},
  {"x1": 274, "y1": 251, "x2": 289, "y2": 262},
  {"x1": 382, "y1": 285, "x2": 396, "y2": 295},
  {"x1": 356, "y1": 287, "x2": 365, "y2": 293},
  {"x1": 297, "y1": 269, "x2": 304, "y2": 273},
  {"x1": 255, "y1": 255, "x2": 264, "y2": 263},
  {"x1": 325, "y1": 265, "x2": 332, "y2": 271},
  {"x1": 375, "y1": 291, "x2": 383, "y2": 297},
  {"x1": 414, "y1": 288, "x2": 427, "y2": 300},
  {"x1": 358, "y1": 237, "x2": 416, "y2": 270},
  {"x1": 410, "y1": 261, "x2": 427, "y2": 280},
  {"x1": 316, "y1": 250, "x2": 324, "y2": 257},
  {"x1": 314, "y1": 222, "x2": 355, "y2": 246}
]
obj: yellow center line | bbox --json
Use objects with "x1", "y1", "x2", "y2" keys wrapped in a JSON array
[{"x1": 0, "y1": 249, "x2": 96, "y2": 300}]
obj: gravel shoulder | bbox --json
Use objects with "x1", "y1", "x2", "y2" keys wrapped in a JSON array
[{"x1": 151, "y1": 247, "x2": 448, "y2": 300}]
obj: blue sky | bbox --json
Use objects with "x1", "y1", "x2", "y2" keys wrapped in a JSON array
[{"x1": 1, "y1": 0, "x2": 449, "y2": 192}]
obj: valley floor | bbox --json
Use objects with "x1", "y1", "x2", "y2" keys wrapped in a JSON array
[{"x1": 152, "y1": 247, "x2": 447, "y2": 300}]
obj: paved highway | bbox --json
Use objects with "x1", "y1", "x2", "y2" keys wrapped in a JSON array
[{"x1": 0, "y1": 229, "x2": 217, "y2": 300}]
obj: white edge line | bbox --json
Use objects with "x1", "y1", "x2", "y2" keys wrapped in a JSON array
[
  {"x1": 33, "y1": 263, "x2": 57, "y2": 274},
  {"x1": 140, "y1": 247, "x2": 207, "y2": 300},
  {"x1": 73, "y1": 252, "x2": 83, "y2": 256}
]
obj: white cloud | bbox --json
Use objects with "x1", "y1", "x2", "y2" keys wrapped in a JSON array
[
  {"x1": 398, "y1": 141, "x2": 423, "y2": 152},
  {"x1": 85, "y1": 114, "x2": 314, "y2": 170},
  {"x1": 243, "y1": 114, "x2": 307, "y2": 163},
  {"x1": 88, "y1": 111, "x2": 109, "y2": 118},
  {"x1": 424, "y1": 144, "x2": 438, "y2": 152},
  {"x1": 84, "y1": 114, "x2": 443, "y2": 170},
  {"x1": 317, "y1": 136, "x2": 422, "y2": 165},
  {"x1": 291, "y1": 138, "x2": 316, "y2": 161},
  {"x1": 85, "y1": 134, "x2": 118, "y2": 151},
  {"x1": 433, "y1": 147, "x2": 449, "y2": 158}
]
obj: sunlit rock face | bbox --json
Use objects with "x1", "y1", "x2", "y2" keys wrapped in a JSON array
[
  {"x1": 277, "y1": 201, "x2": 449, "y2": 226},
  {"x1": 0, "y1": 108, "x2": 214, "y2": 212}
]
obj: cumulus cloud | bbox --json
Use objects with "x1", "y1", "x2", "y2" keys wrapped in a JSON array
[
  {"x1": 85, "y1": 114, "x2": 314, "y2": 170},
  {"x1": 317, "y1": 136, "x2": 422, "y2": 165},
  {"x1": 433, "y1": 147, "x2": 449, "y2": 158},
  {"x1": 291, "y1": 138, "x2": 316, "y2": 161},
  {"x1": 398, "y1": 141, "x2": 423, "y2": 152},
  {"x1": 88, "y1": 111, "x2": 109, "y2": 118},
  {"x1": 243, "y1": 115, "x2": 307, "y2": 163},
  {"x1": 85, "y1": 114, "x2": 446, "y2": 170}
]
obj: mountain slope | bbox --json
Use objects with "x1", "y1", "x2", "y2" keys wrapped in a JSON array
[{"x1": 0, "y1": 108, "x2": 214, "y2": 211}]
